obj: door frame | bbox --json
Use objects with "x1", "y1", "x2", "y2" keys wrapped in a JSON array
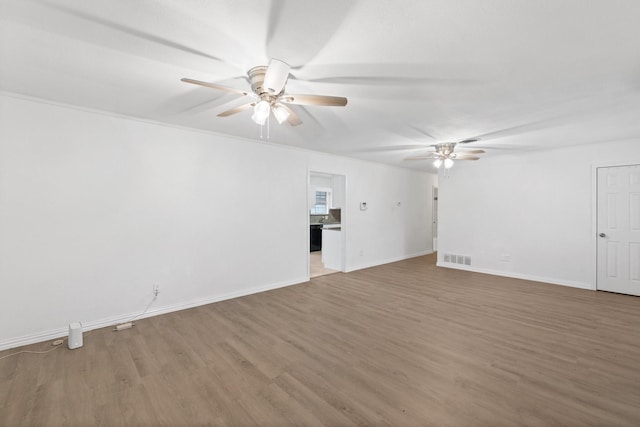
[
  {"x1": 432, "y1": 185, "x2": 438, "y2": 251},
  {"x1": 591, "y1": 159, "x2": 640, "y2": 291}
]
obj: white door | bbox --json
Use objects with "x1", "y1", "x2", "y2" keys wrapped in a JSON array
[{"x1": 597, "y1": 165, "x2": 640, "y2": 295}]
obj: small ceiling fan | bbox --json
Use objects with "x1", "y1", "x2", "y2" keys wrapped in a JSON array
[
  {"x1": 405, "y1": 139, "x2": 485, "y2": 168},
  {"x1": 181, "y1": 58, "x2": 348, "y2": 126}
]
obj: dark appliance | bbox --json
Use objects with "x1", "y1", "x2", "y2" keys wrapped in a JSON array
[{"x1": 310, "y1": 224, "x2": 323, "y2": 252}]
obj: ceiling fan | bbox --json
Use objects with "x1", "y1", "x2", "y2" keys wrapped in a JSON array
[
  {"x1": 405, "y1": 139, "x2": 485, "y2": 168},
  {"x1": 181, "y1": 58, "x2": 348, "y2": 126}
]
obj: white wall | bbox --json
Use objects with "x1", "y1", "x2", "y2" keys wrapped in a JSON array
[
  {"x1": 438, "y1": 140, "x2": 640, "y2": 289},
  {"x1": 309, "y1": 174, "x2": 334, "y2": 210},
  {"x1": 309, "y1": 173, "x2": 347, "y2": 210},
  {"x1": 0, "y1": 93, "x2": 435, "y2": 349},
  {"x1": 309, "y1": 174, "x2": 333, "y2": 190},
  {"x1": 331, "y1": 175, "x2": 345, "y2": 208}
]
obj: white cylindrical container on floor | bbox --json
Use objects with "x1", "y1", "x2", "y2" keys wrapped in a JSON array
[{"x1": 68, "y1": 322, "x2": 83, "y2": 349}]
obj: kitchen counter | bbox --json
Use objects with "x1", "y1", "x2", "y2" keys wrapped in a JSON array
[{"x1": 323, "y1": 226, "x2": 341, "y2": 231}]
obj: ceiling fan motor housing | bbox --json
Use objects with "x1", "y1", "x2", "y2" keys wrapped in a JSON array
[
  {"x1": 248, "y1": 66, "x2": 286, "y2": 98},
  {"x1": 435, "y1": 142, "x2": 456, "y2": 156},
  {"x1": 247, "y1": 66, "x2": 267, "y2": 95}
]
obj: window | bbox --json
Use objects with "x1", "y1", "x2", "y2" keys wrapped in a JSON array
[{"x1": 310, "y1": 190, "x2": 332, "y2": 214}]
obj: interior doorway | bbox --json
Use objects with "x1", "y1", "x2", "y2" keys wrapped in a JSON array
[
  {"x1": 308, "y1": 171, "x2": 346, "y2": 278},
  {"x1": 432, "y1": 185, "x2": 438, "y2": 251},
  {"x1": 596, "y1": 164, "x2": 640, "y2": 296}
]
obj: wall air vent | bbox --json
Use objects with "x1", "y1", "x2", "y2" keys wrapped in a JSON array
[{"x1": 443, "y1": 253, "x2": 471, "y2": 266}]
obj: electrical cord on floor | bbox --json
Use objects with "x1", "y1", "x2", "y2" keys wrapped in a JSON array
[
  {"x1": 112, "y1": 292, "x2": 158, "y2": 331},
  {"x1": 129, "y1": 293, "x2": 157, "y2": 322},
  {"x1": 0, "y1": 294, "x2": 157, "y2": 357},
  {"x1": 0, "y1": 323, "x2": 93, "y2": 361},
  {"x1": 0, "y1": 338, "x2": 67, "y2": 361}
]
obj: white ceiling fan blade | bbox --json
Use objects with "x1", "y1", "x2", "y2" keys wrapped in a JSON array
[
  {"x1": 217, "y1": 103, "x2": 255, "y2": 117},
  {"x1": 181, "y1": 78, "x2": 251, "y2": 97},
  {"x1": 405, "y1": 154, "x2": 440, "y2": 160},
  {"x1": 281, "y1": 94, "x2": 348, "y2": 106},
  {"x1": 263, "y1": 58, "x2": 291, "y2": 94},
  {"x1": 459, "y1": 149, "x2": 485, "y2": 154},
  {"x1": 452, "y1": 155, "x2": 481, "y2": 160}
]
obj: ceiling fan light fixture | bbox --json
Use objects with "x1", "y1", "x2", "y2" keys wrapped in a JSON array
[
  {"x1": 444, "y1": 158, "x2": 454, "y2": 169},
  {"x1": 272, "y1": 104, "x2": 290, "y2": 124},
  {"x1": 252, "y1": 100, "x2": 271, "y2": 125},
  {"x1": 433, "y1": 159, "x2": 443, "y2": 168}
]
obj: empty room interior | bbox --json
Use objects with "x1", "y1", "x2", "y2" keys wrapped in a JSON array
[{"x1": 2, "y1": 1, "x2": 640, "y2": 426}]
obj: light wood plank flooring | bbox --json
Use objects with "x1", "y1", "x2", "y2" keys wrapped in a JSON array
[
  {"x1": 2, "y1": 253, "x2": 640, "y2": 426},
  {"x1": 310, "y1": 251, "x2": 339, "y2": 278}
]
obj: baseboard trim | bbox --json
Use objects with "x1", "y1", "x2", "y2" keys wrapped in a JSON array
[
  {"x1": 0, "y1": 277, "x2": 308, "y2": 352},
  {"x1": 436, "y1": 262, "x2": 594, "y2": 290},
  {"x1": 345, "y1": 250, "x2": 434, "y2": 273}
]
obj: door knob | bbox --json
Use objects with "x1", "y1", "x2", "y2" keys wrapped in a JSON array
[{"x1": 599, "y1": 233, "x2": 606, "y2": 238}]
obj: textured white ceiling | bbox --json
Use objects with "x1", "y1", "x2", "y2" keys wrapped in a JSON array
[{"x1": 2, "y1": 0, "x2": 640, "y2": 170}]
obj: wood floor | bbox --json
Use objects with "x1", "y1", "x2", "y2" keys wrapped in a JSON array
[
  {"x1": 310, "y1": 251, "x2": 339, "y2": 278},
  {"x1": 2, "y1": 253, "x2": 640, "y2": 426}
]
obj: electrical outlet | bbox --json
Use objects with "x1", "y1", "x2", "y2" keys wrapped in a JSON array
[{"x1": 153, "y1": 284, "x2": 160, "y2": 297}]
